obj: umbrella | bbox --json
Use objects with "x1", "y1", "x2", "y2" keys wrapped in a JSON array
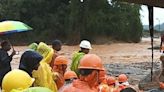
[
  {"x1": 0, "y1": 20, "x2": 33, "y2": 50},
  {"x1": 0, "y1": 20, "x2": 33, "y2": 35}
]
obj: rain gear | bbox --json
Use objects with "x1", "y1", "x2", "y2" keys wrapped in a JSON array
[
  {"x1": 32, "y1": 62, "x2": 57, "y2": 92},
  {"x1": 0, "y1": 49, "x2": 13, "y2": 86},
  {"x1": 36, "y1": 42, "x2": 54, "y2": 64},
  {"x1": 24, "y1": 87, "x2": 53, "y2": 92},
  {"x1": 19, "y1": 51, "x2": 43, "y2": 76},
  {"x1": 32, "y1": 42, "x2": 57, "y2": 92},
  {"x1": 28, "y1": 43, "x2": 38, "y2": 51},
  {"x1": 10, "y1": 87, "x2": 53, "y2": 92},
  {"x1": 52, "y1": 56, "x2": 68, "y2": 89},
  {"x1": 70, "y1": 51, "x2": 85, "y2": 76}
]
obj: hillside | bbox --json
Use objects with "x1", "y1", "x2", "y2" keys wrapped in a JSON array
[{"x1": 143, "y1": 23, "x2": 164, "y2": 31}]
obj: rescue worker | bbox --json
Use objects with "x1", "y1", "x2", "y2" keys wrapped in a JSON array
[
  {"x1": 61, "y1": 54, "x2": 104, "y2": 92},
  {"x1": 64, "y1": 71, "x2": 78, "y2": 85},
  {"x1": 107, "y1": 76, "x2": 118, "y2": 92},
  {"x1": 50, "y1": 39, "x2": 62, "y2": 68},
  {"x1": 2, "y1": 69, "x2": 34, "y2": 92},
  {"x1": 99, "y1": 69, "x2": 107, "y2": 83},
  {"x1": 98, "y1": 69, "x2": 110, "y2": 92},
  {"x1": 19, "y1": 50, "x2": 43, "y2": 76},
  {"x1": 98, "y1": 79, "x2": 109, "y2": 92},
  {"x1": 116, "y1": 74, "x2": 129, "y2": 91},
  {"x1": 58, "y1": 71, "x2": 77, "y2": 92},
  {"x1": 107, "y1": 76, "x2": 116, "y2": 87},
  {"x1": 53, "y1": 56, "x2": 68, "y2": 89},
  {"x1": 0, "y1": 40, "x2": 16, "y2": 86},
  {"x1": 36, "y1": 42, "x2": 54, "y2": 64},
  {"x1": 70, "y1": 40, "x2": 92, "y2": 76},
  {"x1": 32, "y1": 42, "x2": 58, "y2": 92}
]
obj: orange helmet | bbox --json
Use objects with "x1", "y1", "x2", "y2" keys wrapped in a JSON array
[
  {"x1": 107, "y1": 76, "x2": 116, "y2": 85},
  {"x1": 159, "y1": 82, "x2": 164, "y2": 89},
  {"x1": 64, "y1": 71, "x2": 78, "y2": 80},
  {"x1": 78, "y1": 54, "x2": 103, "y2": 70},
  {"x1": 118, "y1": 74, "x2": 128, "y2": 82},
  {"x1": 54, "y1": 56, "x2": 68, "y2": 65}
]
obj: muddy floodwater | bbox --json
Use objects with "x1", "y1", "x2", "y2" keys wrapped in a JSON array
[{"x1": 10, "y1": 37, "x2": 162, "y2": 88}]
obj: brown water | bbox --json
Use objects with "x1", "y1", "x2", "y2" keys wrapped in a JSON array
[{"x1": 10, "y1": 37, "x2": 162, "y2": 89}]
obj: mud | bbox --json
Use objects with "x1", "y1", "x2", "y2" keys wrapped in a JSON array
[{"x1": 9, "y1": 37, "x2": 162, "y2": 91}]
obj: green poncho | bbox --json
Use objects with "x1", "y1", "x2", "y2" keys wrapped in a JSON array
[{"x1": 70, "y1": 51, "x2": 85, "y2": 76}]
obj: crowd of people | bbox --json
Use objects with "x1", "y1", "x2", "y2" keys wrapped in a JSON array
[{"x1": 0, "y1": 39, "x2": 164, "y2": 92}]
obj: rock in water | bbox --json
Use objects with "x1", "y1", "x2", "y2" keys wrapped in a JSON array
[{"x1": 139, "y1": 70, "x2": 160, "y2": 91}]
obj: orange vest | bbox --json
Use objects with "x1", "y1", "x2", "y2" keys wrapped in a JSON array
[{"x1": 60, "y1": 80, "x2": 96, "y2": 92}]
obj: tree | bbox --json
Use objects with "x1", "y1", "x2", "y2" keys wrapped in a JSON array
[{"x1": 0, "y1": 0, "x2": 143, "y2": 44}]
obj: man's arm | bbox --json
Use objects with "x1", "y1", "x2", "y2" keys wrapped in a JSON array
[{"x1": 0, "y1": 50, "x2": 15, "y2": 66}]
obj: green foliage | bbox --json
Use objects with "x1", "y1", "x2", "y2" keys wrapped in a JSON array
[{"x1": 0, "y1": 0, "x2": 143, "y2": 45}]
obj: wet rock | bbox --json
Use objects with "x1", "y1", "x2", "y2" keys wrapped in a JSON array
[
  {"x1": 104, "y1": 62, "x2": 161, "y2": 90},
  {"x1": 139, "y1": 70, "x2": 160, "y2": 91}
]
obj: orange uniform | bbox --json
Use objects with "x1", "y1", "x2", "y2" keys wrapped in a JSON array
[
  {"x1": 60, "y1": 54, "x2": 104, "y2": 92},
  {"x1": 98, "y1": 83, "x2": 109, "y2": 92},
  {"x1": 53, "y1": 72, "x2": 65, "y2": 89},
  {"x1": 60, "y1": 79, "x2": 97, "y2": 92},
  {"x1": 53, "y1": 56, "x2": 68, "y2": 89},
  {"x1": 50, "y1": 51, "x2": 59, "y2": 68}
]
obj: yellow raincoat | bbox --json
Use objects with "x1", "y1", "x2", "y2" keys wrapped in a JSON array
[
  {"x1": 36, "y1": 42, "x2": 54, "y2": 64},
  {"x1": 32, "y1": 62, "x2": 57, "y2": 92},
  {"x1": 32, "y1": 42, "x2": 57, "y2": 92}
]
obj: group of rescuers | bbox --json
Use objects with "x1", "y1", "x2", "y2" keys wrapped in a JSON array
[{"x1": 1, "y1": 39, "x2": 164, "y2": 92}]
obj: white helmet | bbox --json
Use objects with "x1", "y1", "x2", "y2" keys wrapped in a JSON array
[{"x1": 79, "y1": 40, "x2": 92, "y2": 49}]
